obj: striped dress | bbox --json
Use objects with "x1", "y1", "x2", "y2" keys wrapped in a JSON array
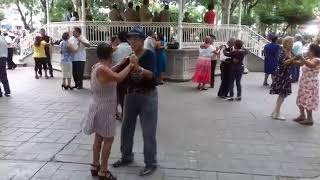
[{"x1": 83, "y1": 64, "x2": 117, "y2": 137}]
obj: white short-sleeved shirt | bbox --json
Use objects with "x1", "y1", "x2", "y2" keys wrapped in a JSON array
[
  {"x1": 199, "y1": 46, "x2": 214, "y2": 59},
  {"x1": 112, "y1": 42, "x2": 132, "y2": 65},
  {"x1": 144, "y1": 37, "x2": 155, "y2": 52},
  {"x1": 69, "y1": 36, "x2": 90, "y2": 62},
  {"x1": 0, "y1": 36, "x2": 8, "y2": 58}
]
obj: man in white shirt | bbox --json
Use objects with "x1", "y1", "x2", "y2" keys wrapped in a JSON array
[
  {"x1": 290, "y1": 35, "x2": 303, "y2": 83},
  {"x1": 144, "y1": 31, "x2": 156, "y2": 52},
  {"x1": 3, "y1": 32, "x2": 17, "y2": 70},
  {"x1": 0, "y1": 30, "x2": 11, "y2": 97},
  {"x1": 209, "y1": 34, "x2": 220, "y2": 88},
  {"x1": 69, "y1": 27, "x2": 90, "y2": 89},
  {"x1": 112, "y1": 31, "x2": 133, "y2": 120}
]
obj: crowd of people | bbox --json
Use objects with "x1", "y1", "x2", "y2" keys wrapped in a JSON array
[
  {"x1": 107, "y1": 1, "x2": 217, "y2": 24},
  {"x1": 31, "y1": 28, "x2": 90, "y2": 90},
  {"x1": 109, "y1": 0, "x2": 170, "y2": 23},
  {"x1": 264, "y1": 33, "x2": 320, "y2": 126},
  {"x1": 193, "y1": 35, "x2": 248, "y2": 101}
]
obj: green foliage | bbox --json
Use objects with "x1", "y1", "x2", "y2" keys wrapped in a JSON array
[
  {"x1": 276, "y1": 5, "x2": 314, "y2": 25},
  {"x1": 241, "y1": 14, "x2": 255, "y2": 26},
  {"x1": 50, "y1": 0, "x2": 74, "y2": 22},
  {"x1": 257, "y1": 10, "x2": 284, "y2": 25},
  {"x1": 0, "y1": 10, "x2": 4, "y2": 22}
]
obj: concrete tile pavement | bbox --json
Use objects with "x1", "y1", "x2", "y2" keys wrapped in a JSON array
[{"x1": 0, "y1": 67, "x2": 319, "y2": 179}]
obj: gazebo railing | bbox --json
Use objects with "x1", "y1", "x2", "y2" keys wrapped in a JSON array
[{"x1": 20, "y1": 21, "x2": 269, "y2": 60}]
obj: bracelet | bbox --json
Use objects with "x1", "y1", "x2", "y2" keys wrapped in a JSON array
[{"x1": 139, "y1": 67, "x2": 144, "y2": 75}]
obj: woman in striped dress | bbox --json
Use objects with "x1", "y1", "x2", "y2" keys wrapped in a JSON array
[{"x1": 83, "y1": 43, "x2": 134, "y2": 180}]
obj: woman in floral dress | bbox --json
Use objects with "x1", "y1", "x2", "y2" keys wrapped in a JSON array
[
  {"x1": 294, "y1": 44, "x2": 320, "y2": 126},
  {"x1": 270, "y1": 36, "x2": 300, "y2": 120}
]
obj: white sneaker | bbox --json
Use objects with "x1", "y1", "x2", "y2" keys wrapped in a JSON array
[{"x1": 272, "y1": 112, "x2": 286, "y2": 120}]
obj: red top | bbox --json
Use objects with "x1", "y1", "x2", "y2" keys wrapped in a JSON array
[{"x1": 204, "y1": 10, "x2": 216, "y2": 24}]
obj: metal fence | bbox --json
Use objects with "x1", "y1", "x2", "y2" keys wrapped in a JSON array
[{"x1": 20, "y1": 21, "x2": 269, "y2": 59}]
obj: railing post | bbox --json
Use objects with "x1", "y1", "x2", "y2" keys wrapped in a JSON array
[
  {"x1": 177, "y1": 23, "x2": 183, "y2": 49},
  {"x1": 178, "y1": 0, "x2": 183, "y2": 49}
]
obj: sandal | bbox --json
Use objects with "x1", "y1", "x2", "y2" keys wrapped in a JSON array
[
  {"x1": 293, "y1": 116, "x2": 306, "y2": 123},
  {"x1": 299, "y1": 120, "x2": 314, "y2": 126},
  {"x1": 90, "y1": 164, "x2": 100, "y2": 177},
  {"x1": 98, "y1": 170, "x2": 117, "y2": 180}
]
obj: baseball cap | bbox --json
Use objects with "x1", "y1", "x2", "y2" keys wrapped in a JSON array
[{"x1": 127, "y1": 26, "x2": 145, "y2": 39}]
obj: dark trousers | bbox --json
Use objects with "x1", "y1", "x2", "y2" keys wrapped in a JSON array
[
  {"x1": 72, "y1": 61, "x2": 85, "y2": 88},
  {"x1": 210, "y1": 60, "x2": 217, "y2": 87},
  {"x1": 34, "y1": 58, "x2": 47, "y2": 74},
  {"x1": 7, "y1": 48, "x2": 16, "y2": 69},
  {"x1": 229, "y1": 65, "x2": 244, "y2": 97},
  {"x1": 0, "y1": 57, "x2": 11, "y2": 94},
  {"x1": 45, "y1": 57, "x2": 53, "y2": 76},
  {"x1": 117, "y1": 82, "x2": 128, "y2": 111},
  {"x1": 120, "y1": 90, "x2": 158, "y2": 167},
  {"x1": 218, "y1": 61, "x2": 231, "y2": 97},
  {"x1": 290, "y1": 66, "x2": 300, "y2": 82}
]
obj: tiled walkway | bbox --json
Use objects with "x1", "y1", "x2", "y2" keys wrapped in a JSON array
[{"x1": 0, "y1": 67, "x2": 320, "y2": 180}]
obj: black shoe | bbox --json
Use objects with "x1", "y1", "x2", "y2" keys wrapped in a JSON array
[
  {"x1": 235, "y1": 96, "x2": 242, "y2": 101},
  {"x1": 263, "y1": 82, "x2": 269, "y2": 86},
  {"x1": 139, "y1": 166, "x2": 157, "y2": 176},
  {"x1": 50, "y1": 74, "x2": 54, "y2": 78},
  {"x1": 0, "y1": 94, "x2": 2, "y2": 97},
  {"x1": 112, "y1": 159, "x2": 133, "y2": 168},
  {"x1": 77, "y1": 86, "x2": 83, "y2": 89},
  {"x1": 62, "y1": 85, "x2": 68, "y2": 90},
  {"x1": 4, "y1": 93, "x2": 10, "y2": 97},
  {"x1": 227, "y1": 97, "x2": 234, "y2": 101}
]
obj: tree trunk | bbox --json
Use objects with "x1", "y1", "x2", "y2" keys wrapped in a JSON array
[
  {"x1": 221, "y1": 0, "x2": 232, "y2": 24},
  {"x1": 15, "y1": 2, "x2": 30, "y2": 30}
]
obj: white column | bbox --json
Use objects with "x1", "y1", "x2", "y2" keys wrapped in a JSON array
[
  {"x1": 227, "y1": 0, "x2": 232, "y2": 24},
  {"x1": 177, "y1": 0, "x2": 183, "y2": 49},
  {"x1": 238, "y1": 0, "x2": 242, "y2": 26},
  {"x1": 46, "y1": 0, "x2": 50, "y2": 24},
  {"x1": 237, "y1": 0, "x2": 242, "y2": 39},
  {"x1": 81, "y1": 0, "x2": 86, "y2": 21}
]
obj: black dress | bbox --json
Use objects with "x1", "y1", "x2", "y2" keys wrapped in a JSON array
[
  {"x1": 270, "y1": 48, "x2": 292, "y2": 97},
  {"x1": 218, "y1": 47, "x2": 233, "y2": 97}
]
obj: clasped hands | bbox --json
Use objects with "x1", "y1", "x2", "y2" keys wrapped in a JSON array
[{"x1": 127, "y1": 54, "x2": 143, "y2": 73}]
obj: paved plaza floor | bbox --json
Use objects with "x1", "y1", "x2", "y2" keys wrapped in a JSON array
[{"x1": 0, "y1": 67, "x2": 320, "y2": 180}]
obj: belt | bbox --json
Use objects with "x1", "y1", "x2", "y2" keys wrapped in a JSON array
[{"x1": 127, "y1": 88, "x2": 155, "y2": 94}]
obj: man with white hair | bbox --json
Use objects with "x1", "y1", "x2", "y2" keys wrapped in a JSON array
[
  {"x1": 290, "y1": 34, "x2": 303, "y2": 83},
  {"x1": 0, "y1": 30, "x2": 11, "y2": 97}
]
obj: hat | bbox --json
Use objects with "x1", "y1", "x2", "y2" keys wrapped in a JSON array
[{"x1": 127, "y1": 26, "x2": 145, "y2": 39}]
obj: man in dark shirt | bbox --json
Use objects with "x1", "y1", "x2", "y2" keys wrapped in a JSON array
[
  {"x1": 113, "y1": 27, "x2": 158, "y2": 176},
  {"x1": 40, "y1": 28, "x2": 54, "y2": 77},
  {"x1": 223, "y1": 39, "x2": 248, "y2": 101}
]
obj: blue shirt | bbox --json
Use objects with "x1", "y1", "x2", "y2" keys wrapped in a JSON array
[
  {"x1": 60, "y1": 41, "x2": 72, "y2": 63},
  {"x1": 292, "y1": 41, "x2": 303, "y2": 56}
]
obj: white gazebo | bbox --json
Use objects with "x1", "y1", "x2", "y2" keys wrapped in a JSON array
[{"x1": 37, "y1": 0, "x2": 267, "y2": 81}]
